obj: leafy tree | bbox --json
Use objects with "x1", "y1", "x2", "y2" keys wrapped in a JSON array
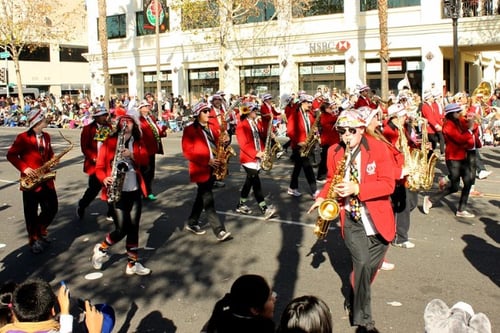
[
  {"x1": 378, "y1": 0, "x2": 389, "y2": 99},
  {"x1": 0, "y1": 0, "x2": 76, "y2": 107}
]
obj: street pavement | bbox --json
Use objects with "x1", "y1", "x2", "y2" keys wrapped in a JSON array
[{"x1": 0, "y1": 127, "x2": 498, "y2": 333}]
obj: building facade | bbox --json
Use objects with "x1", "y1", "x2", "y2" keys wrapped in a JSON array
[{"x1": 85, "y1": 0, "x2": 500, "y2": 105}]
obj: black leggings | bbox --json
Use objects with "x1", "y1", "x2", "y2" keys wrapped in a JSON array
[{"x1": 240, "y1": 166, "x2": 265, "y2": 204}]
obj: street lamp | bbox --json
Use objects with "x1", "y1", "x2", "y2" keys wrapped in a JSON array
[{"x1": 444, "y1": 0, "x2": 460, "y2": 93}]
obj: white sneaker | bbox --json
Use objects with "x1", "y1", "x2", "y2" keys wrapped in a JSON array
[
  {"x1": 423, "y1": 196, "x2": 432, "y2": 214},
  {"x1": 92, "y1": 244, "x2": 109, "y2": 270},
  {"x1": 380, "y1": 261, "x2": 395, "y2": 271},
  {"x1": 126, "y1": 262, "x2": 151, "y2": 276},
  {"x1": 287, "y1": 188, "x2": 302, "y2": 197},
  {"x1": 276, "y1": 151, "x2": 284, "y2": 159},
  {"x1": 262, "y1": 206, "x2": 277, "y2": 220},
  {"x1": 478, "y1": 170, "x2": 492, "y2": 180},
  {"x1": 393, "y1": 241, "x2": 415, "y2": 249},
  {"x1": 456, "y1": 210, "x2": 475, "y2": 218}
]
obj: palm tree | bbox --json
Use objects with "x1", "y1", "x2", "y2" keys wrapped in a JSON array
[
  {"x1": 98, "y1": 0, "x2": 110, "y2": 110},
  {"x1": 378, "y1": 0, "x2": 389, "y2": 100}
]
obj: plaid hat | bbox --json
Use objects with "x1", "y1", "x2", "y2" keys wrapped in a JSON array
[
  {"x1": 335, "y1": 110, "x2": 366, "y2": 128},
  {"x1": 299, "y1": 94, "x2": 313, "y2": 103},
  {"x1": 192, "y1": 102, "x2": 210, "y2": 117},
  {"x1": 137, "y1": 100, "x2": 150, "y2": 109},
  {"x1": 359, "y1": 84, "x2": 370, "y2": 92},
  {"x1": 92, "y1": 106, "x2": 108, "y2": 117},
  {"x1": 423, "y1": 90, "x2": 433, "y2": 100},
  {"x1": 211, "y1": 94, "x2": 223, "y2": 101},
  {"x1": 262, "y1": 93, "x2": 272, "y2": 101},
  {"x1": 444, "y1": 103, "x2": 462, "y2": 115},
  {"x1": 216, "y1": 90, "x2": 226, "y2": 96},
  {"x1": 28, "y1": 107, "x2": 45, "y2": 129},
  {"x1": 388, "y1": 103, "x2": 407, "y2": 117}
]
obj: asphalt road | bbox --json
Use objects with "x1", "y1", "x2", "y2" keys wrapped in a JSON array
[{"x1": 0, "y1": 127, "x2": 498, "y2": 333}]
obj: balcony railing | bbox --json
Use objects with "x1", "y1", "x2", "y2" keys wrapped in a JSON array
[{"x1": 443, "y1": 0, "x2": 500, "y2": 18}]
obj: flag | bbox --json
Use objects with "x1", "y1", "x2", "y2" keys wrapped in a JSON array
[{"x1": 143, "y1": 0, "x2": 168, "y2": 32}]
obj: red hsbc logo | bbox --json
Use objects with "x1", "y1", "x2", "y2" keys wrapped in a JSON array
[{"x1": 336, "y1": 41, "x2": 351, "y2": 52}]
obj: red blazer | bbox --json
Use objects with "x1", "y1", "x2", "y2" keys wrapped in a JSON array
[
  {"x1": 319, "y1": 111, "x2": 339, "y2": 147},
  {"x1": 319, "y1": 136, "x2": 396, "y2": 242},
  {"x1": 80, "y1": 121, "x2": 112, "y2": 175},
  {"x1": 236, "y1": 118, "x2": 265, "y2": 164},
  {"x1": 354, "y1": 96, "x2": 377, "y2": 109},
  {"x1": 208, "y1": 107, "x2": 224, "y2": 135},
  {"x1": 260, "y1": 102, "x2": 279, "y2": 133},
  {"x1": 443, "y1": 118, "x2": 481, "y2": 161},
  {"x1": 421, "y1": 102, "x2": 443, "y2": 134},
  {"x1": 139, "y1": 115, "x2": 166, "y2": 155},
  {"x1": 182, "y1": 121, "x2": 221, "y2": 183},
  {"x1": 7, "y1": 131, "x2": 55, "y2": 192},
  {"x1": 286, "y1": 108, "x2": 316, "y2": 149},
  {"x1": 95, "y1": 135, "x2": 149, "y2": 201}
]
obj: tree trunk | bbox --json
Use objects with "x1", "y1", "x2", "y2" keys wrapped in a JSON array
[
  {"x1": 98, "y1": 0, "x2": 110, "y2": 110},
  {"x1": 11, "y1": 49, "x2": 24, "y2": 109},
  {"x1": 378, "y1": 0, "x2": 389, "y2": 100}
]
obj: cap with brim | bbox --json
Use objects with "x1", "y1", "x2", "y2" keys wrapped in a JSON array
[
  {"x1": 192, "y1": 102, "x2": 210, "y2": 117},
  {"x1": 262, "y1": 93, "x2": 272, "y2": 101},
  {"x1": 357, "y1": 106, "x2": 379, "y2": 124},
  {"x1": 444, "y1": 103, "x2": 462, "y2": 115},
  {"x1": 28, "y1": 108, "x2": 45, "y2": 129},
  {"x1": 92, "y1": 106, "x2": 108, "y2": 117},
  {"x1": 423, "y1": 90, "x2": 433, "y2": 100},
  {"x1": 359, "y1": 85, "x2": 370, "y2": 92},
  {"x1": 137, "y1": 100, "x2": 150, "y2": 109},
  {"x1": 299, "y1": 94, "x2": 313, "y2": 103},
  {"x1": 335, "y1": 110, "x2": 367, "y2": 128},
  {"x1": 388, "y1": 103, "x2": 407, "y2": 117}
]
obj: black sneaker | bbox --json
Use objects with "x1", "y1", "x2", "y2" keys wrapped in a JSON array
[
  {"x1": 185, "y1": 224, "x2": 206, "y2": 235},
  {"x1": 216, "y1": 230, "x2": 232, "y2": 242},
  {"x1": 76, "y1": 206, "x2": 85, "y2": 219},
  {"x1": 236, "y1": 204, "x2": 252, "y2": 215}
]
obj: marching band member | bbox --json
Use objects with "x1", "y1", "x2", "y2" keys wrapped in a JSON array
[
  {"x1": 182, "y1": 102, "x2": 232, "y2": 241},
  {"x1": 77, "y1": 106, "x2": 114, "y2": 221},
  {"x1": 316, "y1": 100, "x2": 340, "y2": 183},
  {"x1": 423, "y1": 103, "x2": 481, "y2": 218},
  {"x1": 7, "y1": 108, "x2": 58, "y2": 254},
  {"x1": 354, "y1": 85, "x2": 377, "y2": 109},
  {"x1": 308, "y1": 110, "x2": 395, "y2": 333},
  {"x1": 209, "y1": 94, "x2": 228, "y2": 188},
  {"x1": 286, "y1": 94, "x2": 318, "y2": 198},
  {"x1": 260, "y1": 93, "x2": 283, "y2": 158},
  {"x1": 91, "y1": 114, "x2": 152, "y2": 275},
  {"x1": 234, "y1": 103, "x2": 277, "y2": 220},
  {"x1": 137, "y1": 99, "x2": 167, "y2": 201},
  {"x1": 421, "y1": 90, "x2": 445, "y2": 155}
]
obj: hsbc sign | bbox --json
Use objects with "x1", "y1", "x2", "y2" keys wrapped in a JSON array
[{"x1": 309, "y1": 40, "x2": 351, "y2": 54}]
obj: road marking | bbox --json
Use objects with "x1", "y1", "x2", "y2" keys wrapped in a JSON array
[{"x1": 0, "y1": 179, "x2": 18, "y2": 184}]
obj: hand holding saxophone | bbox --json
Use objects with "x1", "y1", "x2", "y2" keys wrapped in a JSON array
[
  {"x1": 209, "y1": 158, "x2": 221, "y2": 168},
  {"x1": 334, "y1": 182, "x2": 359, "y2": 198},
  {"x1": 23, "y1": 167, "x2": 36, "y2": 177},
  {"x1": 307, "y1": 198, "x2": 324, "y2": 214}
]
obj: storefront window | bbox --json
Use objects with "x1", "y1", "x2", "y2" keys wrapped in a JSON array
[
  {"x1": 110, "y1": 74, "x2": 128, "y2": 96},
  {"x1": 239, "y1": 64, "x2": 280, "y2": 101},
  {"x1": 188, "y1": 68, "x2": 219, "y2": 104},
  {"x1": 143, "y1": 71, "x2": 172, "y2": 98},
  {"x1": 365, "y1": 57, "x2": 422, "y2": 95},
  {"x1": 293, "y1": 0, "x2": 344, "y2": 17},
  {"x1": 298, "y1": 61, "x2": 345, "y2": 94},
  {"x1": 97, "y1": 14, "x2": 126, "y2": 40}
]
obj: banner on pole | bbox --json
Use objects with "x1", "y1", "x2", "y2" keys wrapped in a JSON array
[{"x1": 143, "y1": 0, "x2": 168, "y2": 32}]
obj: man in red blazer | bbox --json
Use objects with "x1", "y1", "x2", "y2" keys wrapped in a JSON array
[
  {"x1": 137, "y1": 100, "x2": 166, "y2": 201},
  {"x1": 77, "y1": 106, "x2": 114, "y2": 220},
  {"x1": 316, "y1": 100, "x2": 340, "y2": 182},
  {"x1": 354, "y1": 85, "x2": 377, "y2": 109},
  {"x1": 286, "y1": 94, "x2": 318, "y2": 198},
  {"x1": 422, "y1": 90, "x2": 444, "y2": 155},
  {"x1": 309, "y1": 110, "x2": 395, "y2": 332},
  {"x1": 181, "y1": 102, "x2": 232, "y2": 242},
  {"x1": 234, "y1": 103, "x2": 277, "y2": 219},
  {"x1": 7, "y1": 108, "x2": 58, "y2": 254}
]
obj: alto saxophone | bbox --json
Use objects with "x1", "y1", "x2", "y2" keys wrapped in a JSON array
[
  {"x1": 107, "y1": 121, "x2": 130, "y2": 203},
  {"x1": 300, "y1": 111, "x2": 321, "y2": 157},
  {"x1": 20, "y1": 131, "x2": 74, "y2": 191},
  {"x1": 261, "y1": 114, "x2": 282, "y2": 171},
  {"x1": 313, "y1": 141, "x2": 350, "y2": 239},
  {"x1": 213, "y1": 110, "x2": 236, "y2": 180}
]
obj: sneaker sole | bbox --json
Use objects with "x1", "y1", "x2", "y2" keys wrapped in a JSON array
[
  {"x1": 236, "y1": 209, "x2": 252, "y2": 215},
  {"x1": 185, "y1": 226, "x2": 206, "y2": 235},
  {"x1": 217, "y1": 232, "x2": 232, "y2": 242}
]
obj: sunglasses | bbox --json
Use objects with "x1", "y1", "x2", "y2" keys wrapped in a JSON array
[
  {"x1": 336, "y1": 127, "x2": 358, "y2": 135},
  {"x1": 200, "y1": 109, "x2": 210, "y2": 114}
]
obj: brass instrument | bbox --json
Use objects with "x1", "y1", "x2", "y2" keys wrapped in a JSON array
[
  {"x1": 20, "y1": 131, "x2": 74, "y2": 191},
  {"x1": 472, "y1": 80, "x2": 493, "y2": 99},
  {"x1": 107, "y1": 121, "x2": 130, "y2": 203},
  {"x1": 213, "y1": 110, "x2": 236, "y2": 180},
  {"x1": 300, "y1": 110, "x2": 321, "y2": 157},
  {"x1": 313, "y1": 141, "x2": 350, "y2": 239},
  {"x1": 261, "y1": 108, "x2": 282, "y2": 171}
]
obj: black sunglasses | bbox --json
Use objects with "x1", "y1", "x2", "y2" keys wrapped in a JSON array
[
  {"x1": 200, "y1": 109, "x2": 210, "y2": 114},
  {"x1": 336, "y1": 127, "x2": 358, "y2": 135}
]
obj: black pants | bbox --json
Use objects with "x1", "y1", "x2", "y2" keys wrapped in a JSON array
[
  {"x1": 22, "y1": 185, "x2": 58, "y2": 244},
  {"x1": 289, "y1": 148, "x2": 317, "y2": 194},
  {"x1": 240, "y1": 166, "x2": 265, "y2": 206},
  {"x1": 430, "y1": 156, "x2": 474, "y2": 212},
  {"x1": 316, "y1": 144, "x2": 330, "y2": 181},
  {"x1": 79, "y1": 174, "x2": 114, "y2": 217},
  {"x1": 343, "y1": 215, "x2": 388, "y2": 326},
  {"x1": 428, "y1": 132, "x2": 445, "y2": 154},
  {"x1": 391, "y1": 184, "x2": 418, "y2": 244},
  {"x1": 140, "y1": 154, "x2": 156, "y2": 196},
  {"x1": 188, "y1": 176, "x2": 225, "y2": 236},
  {"x1": 107, "y1": 190, "x2": 142, "y2": 261}
]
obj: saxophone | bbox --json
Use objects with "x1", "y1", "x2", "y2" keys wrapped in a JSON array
[
  {"x1": 261, "y1": 114, "x2": 282, "y2": 171},
  {"x1": 313, "y1": 141, "x2": 350, "y2": 239},
  {"x1": 107, "y1": 121, "x2": 130, "y2": 203},
  {"x1": 300, "y1": 110, "x2": 320, "y2": 157},
  {"x1": 213, "y1": 110, "x2": 236, "y2": 180},
  {"x1": 20, "y1": 131, "x2": 74, "y2": 191}
]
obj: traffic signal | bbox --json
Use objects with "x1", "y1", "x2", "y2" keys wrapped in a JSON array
[{"x1": 0, "y1": 68, "x2": 5, "y2": 83}]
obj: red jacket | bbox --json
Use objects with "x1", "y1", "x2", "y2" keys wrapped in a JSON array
[
  {"x1": 354, "y1": 96, "x2": 377, "y2": 109},
  {"x1": 319, "y1": 136, "x2": 396, "y2": 242},
  {"x1": 443, "y1": 117, "x2": 481, "y2": 161},
  {"x1": 236, "y1": 118, "x2": 265, "y2": 164},
  {"x1": 319, "y1": 111, "x2": 339, "y2": 147},
  {"x1": 95, "y1": 135, "x2": 149, "y2": 201},
  {"x1": 7, "y1": 130, "x2": 55, "y2": 192},
  {"x1": 182, "y1": 121, "x2": 221, "y2": 183},
  {"x1": 286, "y1": 107, "x2": 316, "y2": 149},
  {"x1": 421, "y1": 102, "x2": 443, "y2": 134},
  {"x1": 139, "y1": 115, "x2": 166, "y2": 155},
  {"x1": 80, "y1": 121, "x2": 112, "y2": 175}
]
